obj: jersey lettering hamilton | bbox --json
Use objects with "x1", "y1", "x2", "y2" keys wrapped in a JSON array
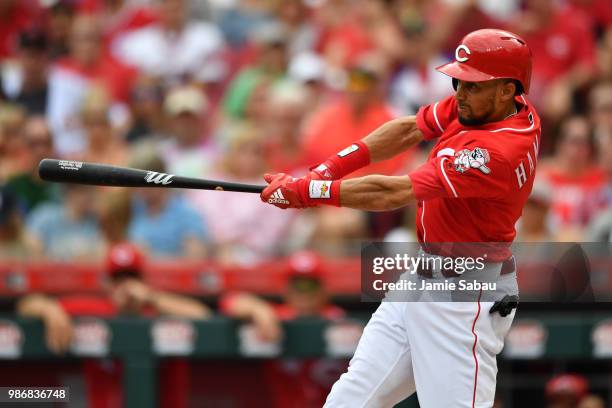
[{"x1": 408, "y1": 95, "x2": 542, "y2": 254}]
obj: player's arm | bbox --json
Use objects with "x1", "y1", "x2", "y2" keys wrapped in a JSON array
[
  {"x1": 121, "y1": 279, "x2": 212, "y2": 319},
  {"x1": 337, "y1": 175, "x2": 416, "y2": 211},
  {"x1": 310, "y1": 116, "x2": 423, "y2": 180},
  {"x1": 149, "y1": 291, "x2": 212, "y2": 319},
  {"x1": 219, "y1": 292, "x2": 281, "y2": 342},
  {"x1": 362, "y1": 116, "x2": 424, "y2": 162},
  {"x1": 16, "y1": 294, "x2": 73, "y2": 354},
  {"x1": 261, "y1": 159, "x2": 446, "y2": 210}
]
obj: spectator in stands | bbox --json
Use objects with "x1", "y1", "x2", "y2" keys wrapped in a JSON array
[
  {"x1": 263, "y1": 81, "x2": 310, "y2": 175},
  {"x1": 128, "y1": 153, "x2": 209, "y2": 259},
  {"x1": 222, "y1": 21, "x2": 288, "y2": 121},
  {"x1": 590, "y1": 81, "x2": 612, "y2": 159},
  {"x1": 124, "y1": 75, "x2": 165, "y2": 143},
  {"x1": 25, "y1": 184, "x2": 105, "y2": 260},
  {"x1": 287, "y1": 51, "x2": 327, "y2": 115},
  {"x1": 597, "y1": 28, "x2": 612, "y2": 81},
  {"x1": 111, "y1": 0, "x2": 226, "y2": 86},
  {"x1": 566, "y1": 0, "x2": 612, "y2": 37},
  {"x1": 539, "y1": 116, "x2": 606, "y2": 239},
  {"x1": 71, "y1": 86, "x2": 127, "y2": 166},
  {"x1": 1, "y1": 30, "x2": 49, "y2": 115},
  {"x1": 388, "y1": 24, "x2": 453, "y2": 116},
  {"x1": 77, "y1": 0, "x2": 160, "y2": 47},
  {"x1": 45, "y1": 1, "x2": 74, "y2": 59},
  {"x1": 301, "y1": 57, "x2": 411, "y2": 177},
  {"x1": 0, "y1": 0, "x2": 41, "y2": 60},
  {"x1": 47, "y1": 14, "x2": 136, "y2": 156},
  {"x1": 351, "y1": 0, "x2": 406, "y2": 66},
  {"x1": 0, "y1": 187, "x2": 27, "y2": 259},
  {"x1": 214, "y1": 0, "x2": 274, "y2": 48},
  {"x1": 272, "y1": 0, "x2": 317, "y2": 56},
  {"x1": 188, "y1": 128, "x2": 296, "y2": 264},
  {"x1": 586, "y1": 83, "x2": 612, "y2": 241},
  {"x1": 516, "y1": 180, "x2": 554, "y2": 242},
  {"x1": 313, "y1": 0, "x2": 377, "y2": 71},
  {"x1": 97, "y1": 188, "x2": 131, "y2": 245},
  {"x1": 512, "y1": 0, "x2": 597, "y2": 120},
  {"x1": 16, "y1": 243, "x2": 210, "y2": 408},
  {"x1": 158, "y1": 85, "x2": 218, "y2": 178},
  {"x1": 221, "y1": 250, "x2": 347, "y2": 407},
  {"x1": 0, "y1": 103, "x2": 27, "y2": 180},
  {"x1": 5, "y1": 116, "x2": 60, "y2": 212},
  {"x1": 591, "y1": 81, "x2": 612, "y2": 207}
]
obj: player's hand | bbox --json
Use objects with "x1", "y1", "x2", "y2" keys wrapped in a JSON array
[
  {"x1": 41, "y1": 305, "x2": 73, "y2": 355},
  {"x1": 261, "y1": 173, "x2": 313, "y2": 209},
  {"x1": 122, "y1": 279, "x2": 154, "y2": 307},
  {"x1": 252, "y1": 306, "x2": 282, "y2": 343}
]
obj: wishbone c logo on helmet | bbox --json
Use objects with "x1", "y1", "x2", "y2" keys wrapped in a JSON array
[
  {"x1": 455, "y1": 45, "x2": 471, "y2": 62},
  {"x1": 437, "y1": 28, "x2": 532, "y2": 94}
]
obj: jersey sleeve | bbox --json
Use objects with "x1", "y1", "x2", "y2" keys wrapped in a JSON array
[
  {"x1": 408, "y1": 160, "x2": 448, "y2": 201},
  {"x1": 415, "y1": 95, "x2": 457, "y2": 140},
  {"x1": 431, "y1": 145, "x2": 513, "y2": 200}
]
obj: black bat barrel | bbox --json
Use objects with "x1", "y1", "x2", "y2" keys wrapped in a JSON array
[
  {"x1": 38, "y1": 159, "x2": 266, "y2": 193},
  {"x1": 39, "y1": 159, "x2": 155, "y2": 187}
]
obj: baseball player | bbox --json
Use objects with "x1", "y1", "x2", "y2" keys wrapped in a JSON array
[{"x1": 261, "y1": 28, "x2": 540, "y2": 407}]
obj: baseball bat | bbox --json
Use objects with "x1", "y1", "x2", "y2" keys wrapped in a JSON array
[{"x1": 38, "y1": 159, "x2": 266, "y2": 193}]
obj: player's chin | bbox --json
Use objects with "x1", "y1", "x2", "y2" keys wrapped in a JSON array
[{"x1": 458, "y1": 114, "x2": 483, "y2": 126}]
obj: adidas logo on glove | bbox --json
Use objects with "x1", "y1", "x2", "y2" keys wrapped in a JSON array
[{"x1": 268, "y1": 189, "x2": 290, "y2": 205}]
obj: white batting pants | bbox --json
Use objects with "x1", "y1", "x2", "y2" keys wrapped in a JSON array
[{"x1": 324, "y1": 296, "x2": 515, "y2": 408}]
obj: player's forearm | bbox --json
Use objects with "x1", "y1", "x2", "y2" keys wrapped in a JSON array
[
  {"x1": 222, "y1": 293, "x2": 272, "y2": 320},
  {"x1": 151, "y1": 292, "x2": 211, "y2": 319},
  {"x1": 338, "y1": 175, "x2": 416, "y2": 211},
  {"x1": 363, "y1": 116, "x2": 424, "y2": 163},
  {"x1": 16, "y1": 294, "x2": 58, "y2": 319}
]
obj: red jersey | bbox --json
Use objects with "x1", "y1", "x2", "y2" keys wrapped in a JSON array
[
  {"x1": 409, "y1": 95, "x2": 542, "y2": 260},
  {"x1": 539, "y1": 165, "x2": 606, "y2": 228}
]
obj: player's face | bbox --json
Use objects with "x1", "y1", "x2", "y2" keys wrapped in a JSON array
[
  {"x1": 455, "y1": 79, "x2": 508, "y2": 126},
  {"x1": 285, "y1": 278, "x2": 326, "y2": 316}
]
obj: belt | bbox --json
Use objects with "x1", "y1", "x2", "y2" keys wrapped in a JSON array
[{"x1": 416, "y1": 256, "x2": 516, "y2": 279}]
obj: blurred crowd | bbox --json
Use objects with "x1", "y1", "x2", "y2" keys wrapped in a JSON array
[{"x1": 0, "y1": 0, "x2": 611, "y2": 265}]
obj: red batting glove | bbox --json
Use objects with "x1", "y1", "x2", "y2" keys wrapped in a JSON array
[
  {"x1": 261, "y1": 173, "x2": 310, "y2": 209},
  {"x1": 261, "y1": 173, "x2": 342, "y2": 209},
  {"x1": 309, "y1": 140, "x2": 371, "y2": 180}
]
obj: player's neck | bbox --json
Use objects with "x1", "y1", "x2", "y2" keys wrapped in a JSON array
[
  {"x1": 490, "y1": 102, "x2": 518, "y2": 123},
  {"x1": 503, "y1": 104, "x2": 518, "y2": 120}
]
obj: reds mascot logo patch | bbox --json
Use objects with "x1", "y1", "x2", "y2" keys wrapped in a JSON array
[{"x1": 453, "y1": 147, "x2": 491, "y2": 174}]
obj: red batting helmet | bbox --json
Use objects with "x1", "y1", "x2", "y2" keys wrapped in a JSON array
[
  {"x1": 287, "y1": 251, "x2": 324, "y2": 280},
  {"x1": 545, "y1": 374, "x2": 589, "y2": 402},
  {"x1": 436, "y1": 28, "x2": 532, "y2": 94},
  {"x1": 106, "y1": 243, "x2": 144, "y2": 278}
]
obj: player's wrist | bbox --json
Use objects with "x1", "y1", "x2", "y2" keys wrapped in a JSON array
[
  {"x1": 310, "y1": 140, "x2": 370, "y2": 180},
  {"x1": 300, "y1": 178, "x2": 342, "y2": 207}
]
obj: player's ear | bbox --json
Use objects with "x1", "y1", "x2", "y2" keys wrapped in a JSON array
[{"x1": 500, "y1": 80, "x2": 516, "y2": 102}]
